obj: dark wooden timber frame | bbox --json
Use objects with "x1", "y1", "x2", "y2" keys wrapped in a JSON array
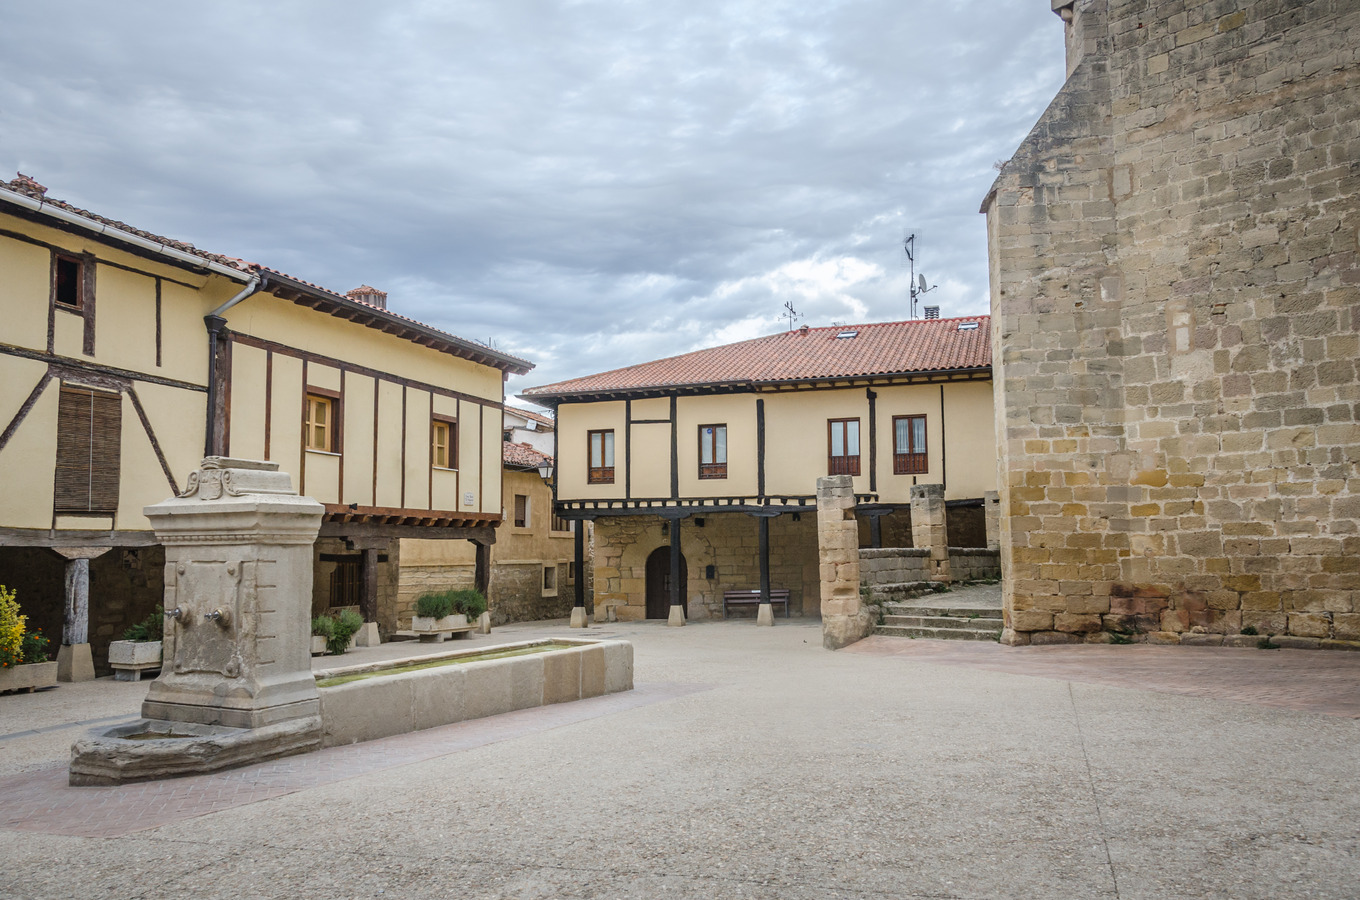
[
  {"x1": 866, "y1": 388, "x2": 878, "y2": 493},
  {"x1": 0, "y1": 342, "x2": 205, "y2": 393}
]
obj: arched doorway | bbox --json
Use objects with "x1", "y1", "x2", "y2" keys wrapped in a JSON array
[{"x1": 645, "y1": 546, "x2": 687, "y2": 619}]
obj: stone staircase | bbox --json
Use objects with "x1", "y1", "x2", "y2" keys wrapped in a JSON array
[{"x1": 874, "y1": 592, "x2": 1004, "y2": 642}]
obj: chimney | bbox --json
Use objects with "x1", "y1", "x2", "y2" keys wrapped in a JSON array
[
  {"x1": 9, "y1": 173, "x2": 47, "y2": 198},
  {"x1": 924, "y1": 306, "x2": 940, "y2": 320},
  {"x1": 345, "y1": 285, "x2": 387, "y2": 309},
  {"x1": 798, "y1": 324, "x2": 810, "y2": 335}
]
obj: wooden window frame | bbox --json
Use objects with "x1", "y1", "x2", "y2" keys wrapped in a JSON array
[
  {"x1": 51, "y1": 252, "x2": 97, "y2": 355},
  {"x1": 698, "y1": 423, "x2": 727, "y2": 480},
  {"x1": 588, "y1": 429, "x2": 615, "y2": 484},
  {"x1": 513, "y1": 493, "x2": 530, "y2": 528},
  {"x1": 827, "y1": 417, "x2": 861, "y2": 477},
  {"x1": 54, "y1": 384, "x2": 122, "y2": 515},
  {"x1": 432, "y1": 414, "x2": 458, "y2": 470},
  {"x1": 892, "y1": 414, "x2": 929, "y2": 475},
  {"x1": 305, "y1": 387, "x2": 342, "y2": 454}
]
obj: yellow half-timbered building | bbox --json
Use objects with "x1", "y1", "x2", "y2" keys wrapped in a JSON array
[
  {"x1": 0, "y1": 174, "x2": 530, "y2": 678},
  {"x1": 521, "y1": 318, "x2": 995, "y2": 623}
]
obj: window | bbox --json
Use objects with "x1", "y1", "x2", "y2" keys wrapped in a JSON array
[
  {"x1": 514, "y1": 494, "x2": 529, "y2": 528},
  {"x1": 893, "y1": 415, "x2": 928, "y2": 475},
  {"x1": 542, "y1": 564, "x2": 558, "y2": 596},
  {"x1": 305, "y1": 392, "x2": 338, "y2": 452},
  {"x1": 588, "y1": 429, "x2": 615, "y2": 484},
  {"x1": 328, "y1": 557, "x2": 361, "y2": 607},
  {"x1": 54, "y1": 385, "x2": 121, "y2": 513},
  {"x1": 698, "y1": 424, "x2": 727, "y2": 479},
  {"x1": 54, "y1": 256, "x2": 84, "y2": 309},
  {"x1": 432, "y1": 417, "x2": 457, "y2": 468},
  {"x1": 827, "y1": 418, "x2": 860, "y2": 476}
]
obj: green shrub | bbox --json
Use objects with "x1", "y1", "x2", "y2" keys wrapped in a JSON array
[
  {"x1": 311, "y1": 615, "x2": 336, "y2": 640},
  {"x1": 20, "y1": 629, "x2": 50, "y2": 664},
  {"x1": 415, "y1": 591, "x2": 455, "y2": 620},
  {"x1": 327, "y1": 609, "x2": 364, "y2": 655},
  {"x1": 120, "y1": 606, "x2": 165, "y2": 642},
  {"x1": 451, "y1": 589, "x2": 487, "y2": 620},
  {"x1": 1240, "y1": 625, "x2": 1258, "y2": 636},
  {"x1": 0, "y1": 585, "x2": 24, "y2": 670}
]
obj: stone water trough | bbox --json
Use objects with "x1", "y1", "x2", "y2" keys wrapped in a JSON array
[{"x1": 69, "y1": 458, "x2": 633, "y2": 786}]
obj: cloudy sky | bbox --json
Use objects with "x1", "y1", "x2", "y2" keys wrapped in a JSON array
[{"x1": 1, "y1": 2, "x2": 1065, "y2": 401}]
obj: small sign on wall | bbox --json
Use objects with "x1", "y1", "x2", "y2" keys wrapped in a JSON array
[{"x1": 464, "y1": 491, "x2": 475, "y2": 507}]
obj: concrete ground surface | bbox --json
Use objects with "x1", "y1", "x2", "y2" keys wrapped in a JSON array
[{"x1": 2, "y1": 602, "x2": 1358, "y2": 900}]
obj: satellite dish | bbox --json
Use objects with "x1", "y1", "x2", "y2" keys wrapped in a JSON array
[{"x1": 919, "y1": 275, "x2": 928, "y2": 293}]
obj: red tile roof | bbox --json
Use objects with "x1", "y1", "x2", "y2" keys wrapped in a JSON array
[
  {"x1": 505, "y1": 406, "x2": 555, "y2": 428},
  {"x1": 503, "y1": 441, "x2": 552, "y2": 470},
  {"x1": 522, "y1": 317, "x2": 991, "y2": 400}
]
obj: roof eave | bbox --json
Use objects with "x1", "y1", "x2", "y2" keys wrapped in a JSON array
[{"x1": 262, "y1": 270, "x2": 534, "y2": 376}]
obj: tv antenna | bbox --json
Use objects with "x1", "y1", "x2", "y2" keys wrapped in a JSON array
[
  {"x1": 903, "y1": 233, "x2": 937, "y2": 319},
  {"x1": 782, "y1": 300, "x2": 801, "y2": 331}
]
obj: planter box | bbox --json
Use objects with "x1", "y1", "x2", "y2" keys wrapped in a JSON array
[
  {"x1": 108, "y1": 640, "x2": 164, "y2": 682},
  {"x1": 311, "y1": 635, "x2": 328, "y2": 656},
  {"x1": 411, "y1": 614, "x2": 472, "y2": 642},
  {"x1": 0, "y1": 660, "x2": 58, "y2": 694}
]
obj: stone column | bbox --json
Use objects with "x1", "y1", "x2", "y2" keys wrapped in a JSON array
[
  {"x1": 984, "y1": 490, "x2": 1001, "y2": 552},
  {"x1": 141, "y1": 457, "x2": 324, "y2": 732},
  {"x1": 910, "y1": 484, "x2": 951, "y2": 583},
  {"x1": 54, "y1": 547, "x2": 109, "y2": 682},
  {"x1": 816, "y1": 476, "x2": 874, "y2": 650}
]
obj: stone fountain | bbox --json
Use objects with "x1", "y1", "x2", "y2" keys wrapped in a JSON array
[{"x1": 69, "y1": 458, "x2": 326, "y2": 786}]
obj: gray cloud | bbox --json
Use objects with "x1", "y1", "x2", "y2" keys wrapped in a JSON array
[{"x1": 0, "y1": 1, "x2": 1066, "y2": 398}]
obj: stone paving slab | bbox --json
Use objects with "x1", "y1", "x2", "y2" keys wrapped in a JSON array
[
  {"x1": 0, "y1": 682, "x2": 708, "y2": 839},
  {"x1": 845, "y1": 637, "x2": 1360, "y2": 718}
]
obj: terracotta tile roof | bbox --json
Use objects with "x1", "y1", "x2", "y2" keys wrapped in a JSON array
[
  {"x1": 522, "y1": 316, "x2": 991, "y2": 400},
  {"x1": 503, "y1": 441, "x2": 552, "y2": 470},
  {"x1": 1, "y1": 174, "x2": 252, "y2": 273},
  {"x1": 505, "y1": 406, "x2": 555, "y2": 428},
  {"x1": 0, "y1": 174, "x2": 533, "y2": 375}
]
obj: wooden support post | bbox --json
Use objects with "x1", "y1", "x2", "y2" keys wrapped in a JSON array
[
  {"x1": 474, "y1": 540, "x2": 491, "y2": 597},
  {"x1": 574, "y1": 521, "x2": 585, "y2": 609},
  {"x1": 360, "y1": 548, "x2": 379, "y2": 623},
  {"x1": 870, "y1": 514, "x2": 882, "y2": 549},
  {"x1": 757, "y1": 515, "x2": 774, "y2": 626},
  {"x1": 668, "y1": 517, "x2": 684, "y2": 627}
]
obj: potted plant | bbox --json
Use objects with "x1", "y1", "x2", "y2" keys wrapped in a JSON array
[
  {"x1": 108, "y1": 605, "x2": 165, "y2": 681},
  {"x1": 311, "y1": 615, "x2": 335, "y2": 656},
  {"x1": 411, "y1": 591, "x2": 468, "y2": 641},
  {"x1": 0, "y1": 585, "x2": 57, "y2": 694},
  {"x1": 312, "y1": 610, "x2": 363, "y2": 656}
]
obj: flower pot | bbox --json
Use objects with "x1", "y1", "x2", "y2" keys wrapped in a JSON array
[
  {"x1": 311, "y1": 635, "x2": 328, "y2": 655},
  {"x1": 0, "y1": 660, "x2": 58, "y2": 694},
  {"x1": 108, "y1": 640, "x2": 163, "y2": 667},
  {"x1": 411, "y1": 614, "x2": 469, "y2": 642}
]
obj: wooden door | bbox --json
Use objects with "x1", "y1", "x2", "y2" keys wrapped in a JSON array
[{"x1": 645, "y1": 546, "x2": 687, "y2": 619}]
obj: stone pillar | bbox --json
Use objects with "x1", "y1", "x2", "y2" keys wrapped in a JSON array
[
  {"x1": 910, "y1": 484, "x2": 951, "y2": 583},
  {"x1": 141, "y1": 457, "x2": 324, "y2": 732},
  {"x1": 354, "y1": 546, "x2": 382, "y2": 647},
  {"x1": 984, "y1": 490, "x2": 1001, "y2": 552},
  {"x1": 816, "y1": 476, "x2": 873, "y2": 650},
  {"x1": 55, "y1": 548, "x2": 107, "y2": 682}
]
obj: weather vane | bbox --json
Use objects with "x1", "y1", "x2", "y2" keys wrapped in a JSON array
[
  {"x1": 782, "y1": 301, "x2": 801, "y2": 331},
  {"x1": 903, "y1": 233, "x2": 938, "y2": 319}
]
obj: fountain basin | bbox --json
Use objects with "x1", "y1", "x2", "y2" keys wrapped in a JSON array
[
  {"x1": 315, "y1": 638, "x2": 633, "y2": 747},
  {"x1": 69, "y1": 715, "x2": 322, "y2": 786}
]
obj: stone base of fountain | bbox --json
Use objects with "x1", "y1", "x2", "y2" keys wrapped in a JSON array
[{"x1": 68, "y1": 715, "x2": 323, "y2": 786}]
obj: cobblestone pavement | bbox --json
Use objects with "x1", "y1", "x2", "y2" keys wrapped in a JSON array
[
  {"x1": 845, "y1": 637, "x2": 1360, "y2": 718},
  {"x1": 2, "y1": 616, "x2": 1357, "y2": 900}
]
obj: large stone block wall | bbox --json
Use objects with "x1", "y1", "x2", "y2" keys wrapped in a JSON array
[
  {"x1": 985, "y1": 1, "x2": 1360, "y2": 647},
  {"x1": 858, "y1": 548, "x2": 931, "y2": 586},
  {"x1": 949, "y1": 548, "x2": 1002, "y2": 583},
  {"x1": 591, "y1": 511, "x2": 820, "y2": 620}
]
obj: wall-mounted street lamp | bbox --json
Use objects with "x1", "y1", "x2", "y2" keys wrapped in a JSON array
[{"x1": 537, "y1": 460, "x2": 554, "y2": 485}]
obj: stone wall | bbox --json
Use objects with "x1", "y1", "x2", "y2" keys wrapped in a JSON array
[
  {"x1": 858, "y1": 548, "x2": 931, "y2": 586},
  {"x1": 591, "y1": 511, "x2": 820, "y2": 621},
  {"x1": 949, "y1": 548, "x2": 1002, "y2": 583},
  {"x1": 984, "y1": 0, "x2": 1360, "y2": 647},
  {"x1": 0, "y1": 545, "x2": 165, "y2": 676}
]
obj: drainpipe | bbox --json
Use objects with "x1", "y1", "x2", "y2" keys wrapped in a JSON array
[{"x1": 204, "y1": 274, "x2": 263, "y2": 457}]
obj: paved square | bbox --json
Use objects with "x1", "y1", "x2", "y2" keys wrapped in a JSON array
[{"x1": 2, "y1": 617, "x2": 1358, "y2": 899}]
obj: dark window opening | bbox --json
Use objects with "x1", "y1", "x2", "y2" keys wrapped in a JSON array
[
  {"x1": 893, "y1": 414, "x2": 928, "y2": 475},
  {"x1": 55, "y1": 256, "x2": 83, "y2": 309}
]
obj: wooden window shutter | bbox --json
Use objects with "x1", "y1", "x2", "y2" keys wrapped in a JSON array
[{"x1": 54, "y1": 386, "x2": 122, "y2": 514}]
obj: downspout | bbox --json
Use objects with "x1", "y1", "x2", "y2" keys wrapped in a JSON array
[{"x1": 204, "y1": 274, "x2": 263, "y2": 457}]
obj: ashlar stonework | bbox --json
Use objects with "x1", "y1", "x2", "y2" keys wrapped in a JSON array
[{"x1": 984, "y1": 1, "x2": 1360, "y2": 647}]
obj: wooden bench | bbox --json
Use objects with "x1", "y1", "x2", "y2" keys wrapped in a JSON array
[{"x1": 722, "y1": 589, "x2": 791, "y2": 619}]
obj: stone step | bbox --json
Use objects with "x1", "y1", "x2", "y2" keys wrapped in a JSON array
[
  {"x1": 882, "y1": 614, "x2": 1004, "y2": 631},
  {"x1": 874, "y1": 624, "x2": 1002, "y2": 641},
  {"x1": 883, "y1": 604, "x2": 1002, "y2": 619}
]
